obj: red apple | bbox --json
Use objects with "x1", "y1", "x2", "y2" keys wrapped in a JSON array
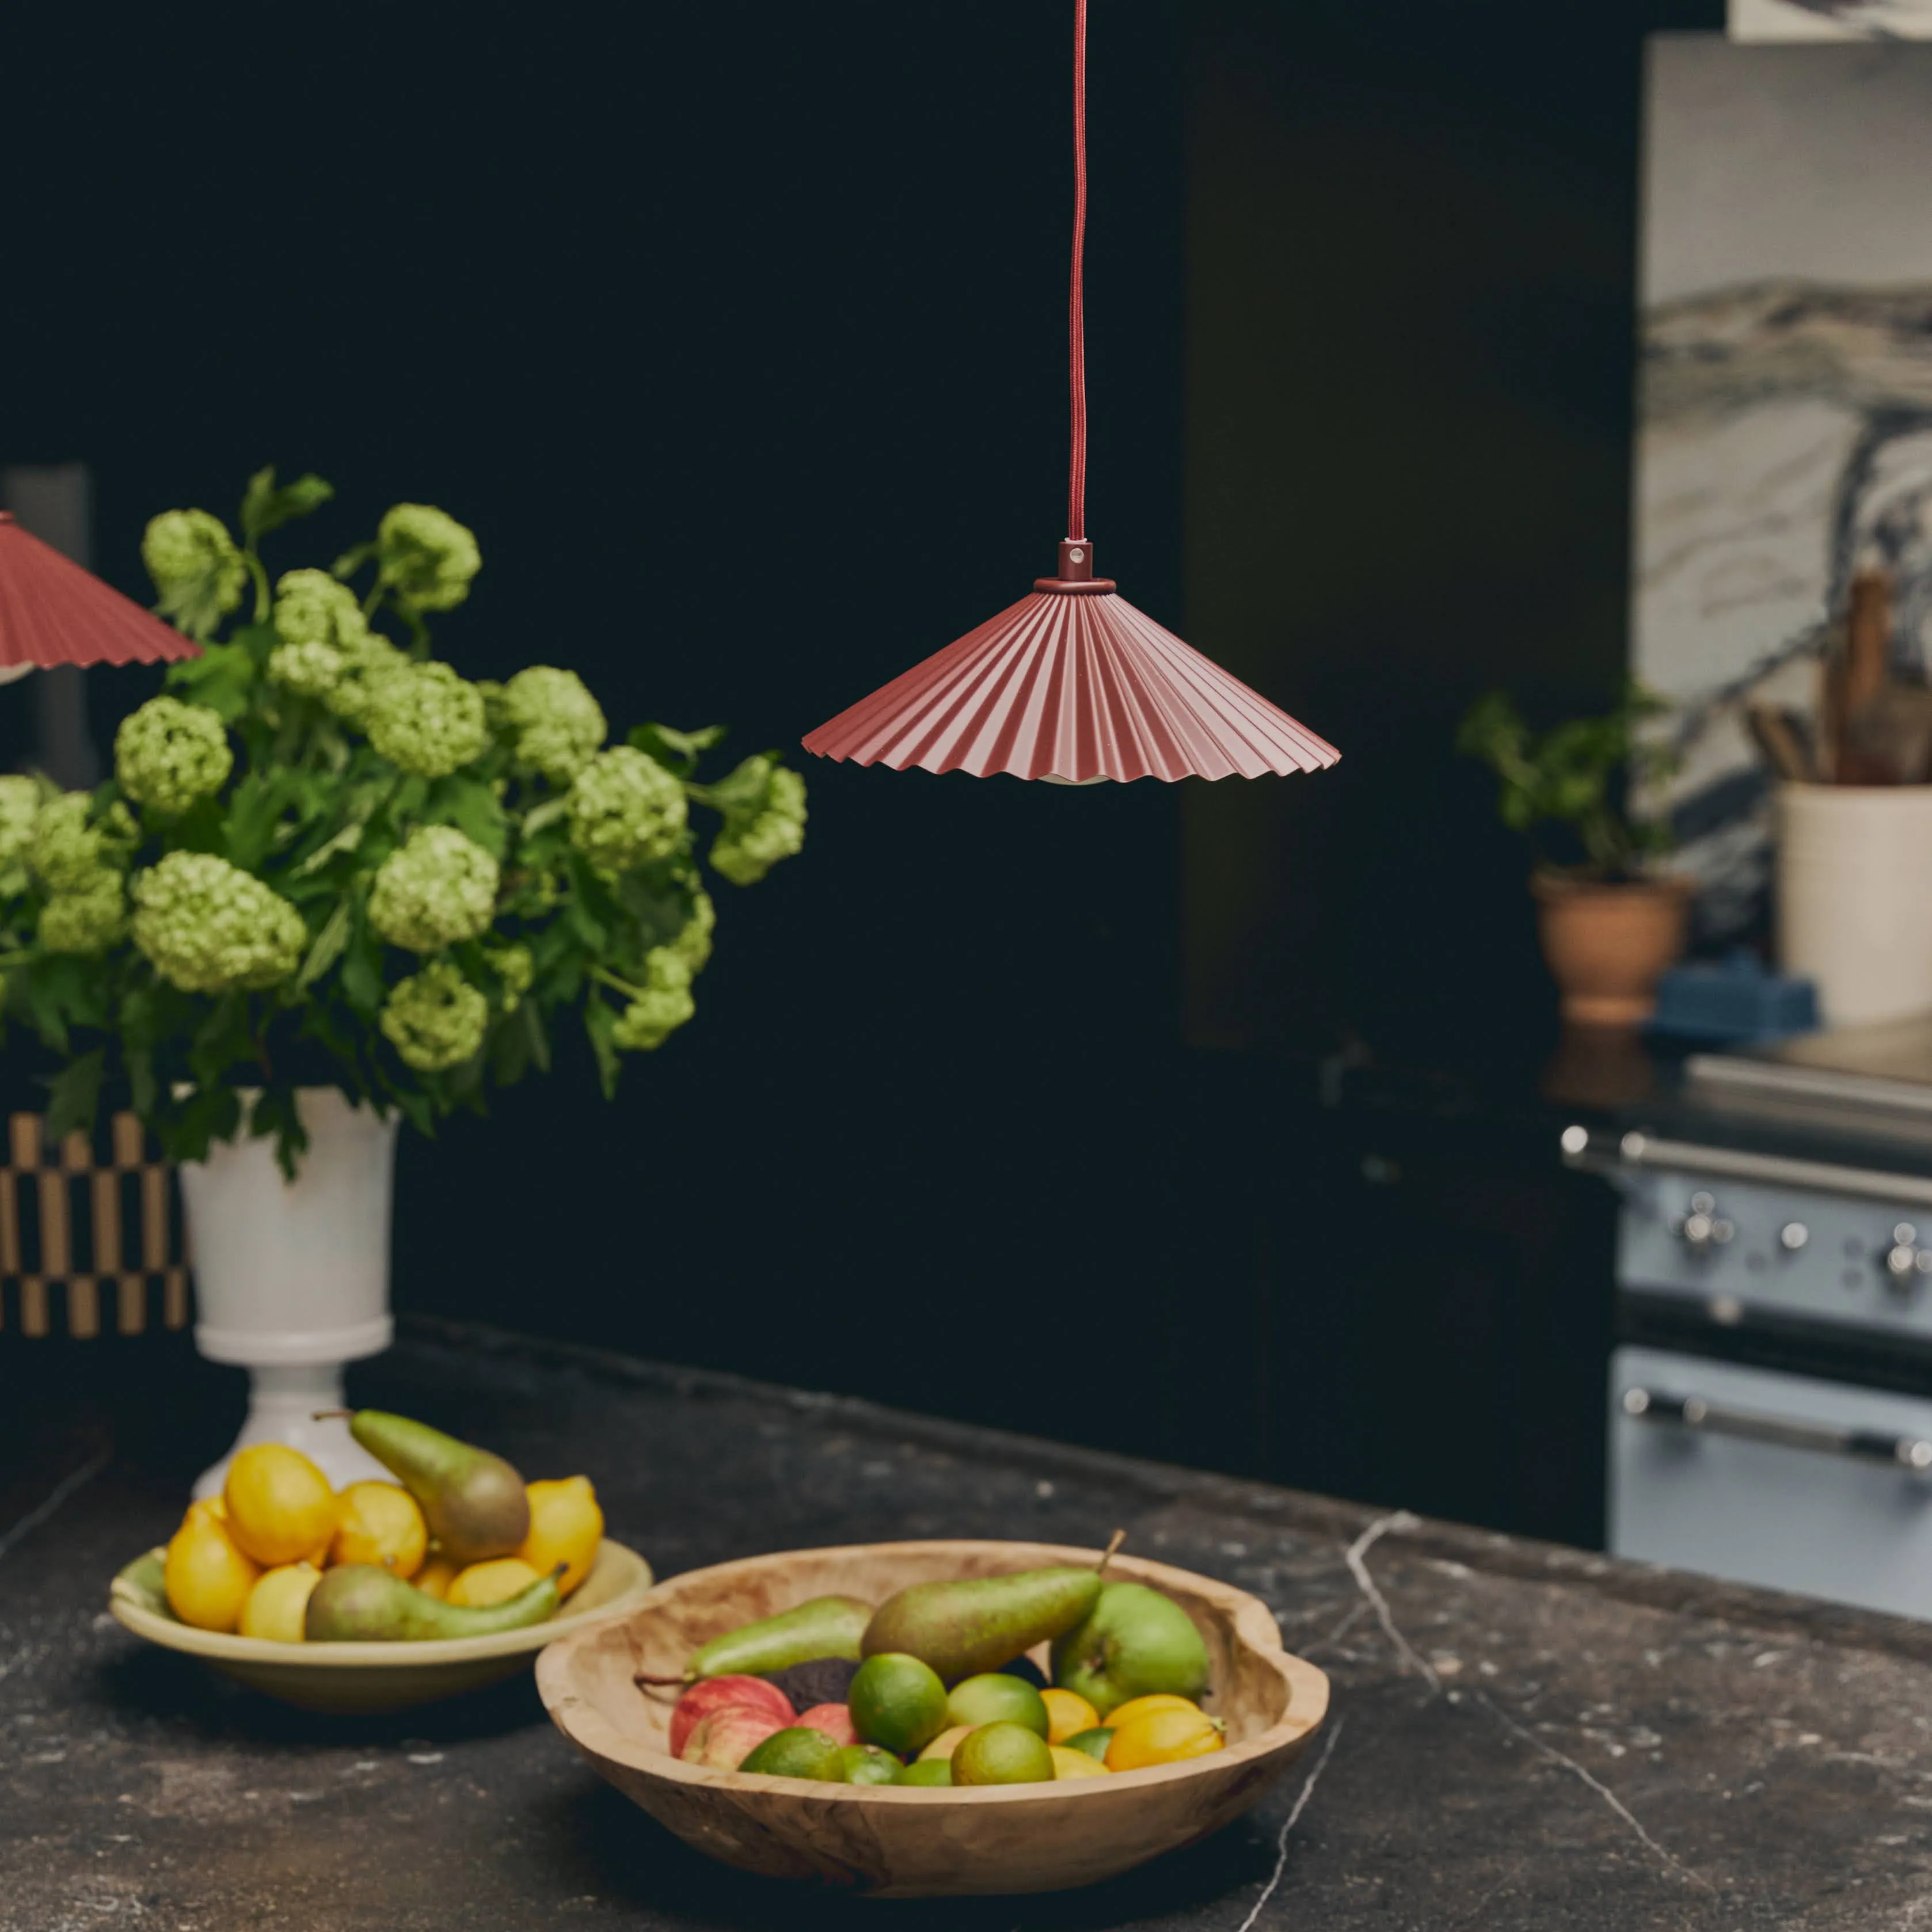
[
  {"x1": 681, "y1": 1706, "x2": 788, "y2": 1770},
  {"x1": 668, "y1": 1675, "x2": 794, "y2": 1757},
  {"x1": 794, "y1": 1702, "x2": 858, "y2": 1748}
]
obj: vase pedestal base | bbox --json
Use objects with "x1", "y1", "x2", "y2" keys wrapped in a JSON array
[{"x1": 192, "y1": 1362, "x2": 391, "y2": 1500}]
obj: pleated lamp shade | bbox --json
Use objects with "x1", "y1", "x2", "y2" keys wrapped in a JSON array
[
  {"x1": 803, "y1": 541, "x2": 1338, "y2": 785},
  {"x1": 0, "y1": 513, "x2": 201, "y2": 676},
  {"x1": 801, "y1": 1, "x2": 1334, "y2": 786}
]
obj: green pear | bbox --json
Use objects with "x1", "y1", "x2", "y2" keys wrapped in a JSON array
[
  {"x1": 305, "y1": 1562, "x2": 560, "y2": 1641},
  {"x1": 1049, "y1": 1582, "x2": 1210, "y2": 1717},
  {"x1": 861, "y1": 1566, "x2": 1102, "y2": 1686},
  {"x1": 345, "y1": 1410, "x2": 530, "y2": 1565},
  {"x1": 683, "y1": 1596, "x2": 874, "y2": 1682}
]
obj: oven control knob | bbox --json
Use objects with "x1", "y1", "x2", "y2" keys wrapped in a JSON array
[
  {"x1": 1670, "y1": 1193, "x2": 1735, "y2": 1253},
  {"x1": 1882, "y1": 1223, "x2": 1932, "y2": 1295}
]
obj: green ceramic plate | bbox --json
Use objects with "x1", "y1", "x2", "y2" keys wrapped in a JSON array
[{"x1": 111, "y1": 1537, "x2": 653, "y2": 1713}]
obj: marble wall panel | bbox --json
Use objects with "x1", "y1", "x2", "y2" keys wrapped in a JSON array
[{"x1": 1636, "y1": 35, "x2": 1932, "y2": 933}]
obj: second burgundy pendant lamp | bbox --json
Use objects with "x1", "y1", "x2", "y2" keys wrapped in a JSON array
[{"x1": 803, "y1": 1, "x2": 1337, "y2": 786}]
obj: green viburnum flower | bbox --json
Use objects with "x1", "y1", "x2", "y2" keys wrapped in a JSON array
[
  {"x1": 567, "y1": 746, "x2": 687, "y2": 873},
  {"x1": 380, "y1": 960, "x2": 489, "y2": 1071},
  {"x1": 499, "y1": 666, "x2": 607, "y2": 781},
  {"x1": 38, "y1": 875, "x2": 127, "y2": 955},
  {"x1": 611, "y1": 948, "x2": 695, "y2": 1052},
  {"x1": 114, "y1": 697, "x2": 233, "y2": 816},
  {"x1": 710, "y1": 766, "x2": 807, "y2": 886},
  {"x1": 267, "y1": 569, "x2": 370, "y2": 697},
  {"x1": 484, "y1": 942, "x2": 533, "y2": 1010},
  {"x1": 267, "y1": 637, "x2": 346, "y2": 698},
  {"x1": 375, "y1": 504, "x2": 481, "y2": 613},
  {"x1": 665, "y1": 889, "x2": 715, "y2": 975},
  {"x1": 0, "y1": 777, "x2": 40, "y2": 872},
  {"x1": 142, "y1": 509, "x2": 246, "y2": 641},
  {"x1": 130, "y1": 852, "x2": 306, "y2": 992},
  {"x1": 364, "y1": 661, "x2": 488, "y2": 778},
  {"x1": 322, "y1": 632, "x2": 410, "y2": 727},
  {"x1": 272, "y1": 569, "x2": 366, "y2": 649},
  {"x1": 29, "y1": 793, "x2": 113, "y2": 895},
  {"x1": 367, "y1": 825, "x2": 500, "y2": 953}
]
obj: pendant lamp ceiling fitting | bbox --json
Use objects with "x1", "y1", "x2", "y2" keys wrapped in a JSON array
[{"x1": 802, "y1": 1, "x2": 1337, "y2": 788}]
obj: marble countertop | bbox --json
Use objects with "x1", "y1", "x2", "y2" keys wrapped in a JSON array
[{"x1": 3, "y1": 1317, "x2": 1930, "y2": 1929}]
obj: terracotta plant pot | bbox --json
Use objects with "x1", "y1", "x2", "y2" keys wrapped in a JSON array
[{"x1": 1530, "y1": 870, "x2": 1694, "y2": 1029}]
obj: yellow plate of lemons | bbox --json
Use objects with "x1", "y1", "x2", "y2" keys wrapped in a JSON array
[{"x1": 109, "y1": 1414, "x2": 653, "y2": 1713}]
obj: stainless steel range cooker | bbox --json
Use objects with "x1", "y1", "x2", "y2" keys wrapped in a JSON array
[{"x1": 1566, "y1": 1016, "x2": 1932, "y2": 1621}]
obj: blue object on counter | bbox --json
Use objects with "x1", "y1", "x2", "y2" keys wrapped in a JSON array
[{"x1": 1648, "y1": 950, "x2": 1819, "y2": 1043}]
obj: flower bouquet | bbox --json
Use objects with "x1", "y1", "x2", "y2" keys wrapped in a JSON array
[{"x1": 0, "y1": 469, "x2": 806, "y2": 1173}]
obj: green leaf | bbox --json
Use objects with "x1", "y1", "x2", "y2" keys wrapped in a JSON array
[
  {"x1": 165, "y1": 641, "x2": 257, "y2": 721},
  {"x1": 239, "y1": 468, "x2": 334, "y2": 544},
  {"x1": 584, "y1": 995, "x2": 619, "y2": 1100},
  {"x1": 629, "y1": 721, "x2": 726, "y2": 779},
  {"x1": 331, "y1": 541, "x2": 376, "y2": 581},
  {"x1": 222, "y1": 771, "x2": 298, "y2": 872},
  {"x1": 45, "y1": 1049, "x2": 104, "y2": 1143},
  {"x1": 340, "y1": 902, "x2": 387, "y2": 1016},
  {"x1": 127, "y1": 1045, "x2": 156, "y2": 1119},
  {"x1": 423, "y1": 774, "x2": 509, "y2": 860},
  {"x1": 248, "y1": 1086, "x2": 311, "y2": 1179},
  {"x1": 689, "y1": 751, "x2": 778, "y2": 815},
  {"x1": 298, "y1": 899, "x2": 353, "y2": 989}
]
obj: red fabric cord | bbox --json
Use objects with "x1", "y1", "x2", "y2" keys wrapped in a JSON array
[{"x1": 1067, "y1": 0, "x2": 1089, "y2": 544}]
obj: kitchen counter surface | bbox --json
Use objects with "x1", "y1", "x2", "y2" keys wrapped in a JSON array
[{"x1": 5, "y1": 1318, "x2": 1931, "y2": 1930}]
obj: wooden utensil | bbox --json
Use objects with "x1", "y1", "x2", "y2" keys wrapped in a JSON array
[
  {"x1": 1745, "y1": 704, "x2": 1815, "y2": 783},
  {"x1": 537, "y1": 1538, "x2": 1329, "y2": 1897}
]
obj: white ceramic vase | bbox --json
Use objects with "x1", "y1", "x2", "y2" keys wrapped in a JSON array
[
  {"x1": 181, "y1": 1087, "x2": 399, "y2": 1499},
  {"x1": 1777, "y1": 783, "x2": 1932, "y2": 1028}
]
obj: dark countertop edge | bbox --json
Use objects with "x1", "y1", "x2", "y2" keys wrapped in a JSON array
[{"x1": 402, "y1": 1312, "x2": 1932, "y2": 1669}]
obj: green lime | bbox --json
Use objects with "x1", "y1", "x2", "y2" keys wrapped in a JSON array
[
  {"x1": 738, "y1": 1726, "x2": 849, "y2": 1781},
  {"x1": 945, "y1": 1672, "x2": 1049, "y2": 1738},
  {"x1": 951, "y1": 1721, "x2": 1056, "y2": 1786},
  {"x1": 837, "y1": 1743, "x2": 903, "y2": 1786},
  {"x1": 900, "y1": 1758, "x2": 953, "y2": 1786},
  {"x1": 1063, "y1": 1726, "x2": 1115, "y2": 1762},
  {"x1": 849, "y1": 1653, "x2": 949, "y2": 1756}
]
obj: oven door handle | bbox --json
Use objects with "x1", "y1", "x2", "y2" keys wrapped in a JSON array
[{"x1": 1621, "y1": 1386, "x2": 1932, "y2": 1470}]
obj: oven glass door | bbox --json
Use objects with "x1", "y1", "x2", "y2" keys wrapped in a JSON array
[{"x1": 1612, "y1": 1346, "x2": 1932, "y2": 1621}]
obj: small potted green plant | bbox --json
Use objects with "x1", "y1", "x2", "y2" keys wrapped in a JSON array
[
  {"x1": 1457, "y1": 680, "x2": 1690, "y2": 1026},
  {"x1": 0, "y1": 469, "x2": 807, "y2": 1488}
]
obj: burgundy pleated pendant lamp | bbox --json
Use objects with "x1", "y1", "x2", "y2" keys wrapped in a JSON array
[
  {"x1": 803, "y1": 0, "x2": 1337, "y2": 786},
  {"x1": 0, "y1": 514, "x2": 200, "y2": 677}
]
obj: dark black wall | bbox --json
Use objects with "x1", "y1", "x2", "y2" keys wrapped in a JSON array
[
  {"x1": 3, "y1": 1, "x2": 1189, "y2": 1452},
  {"x1": 6, "y1": 2, "x2": 1718, "y2": 1493},
  {"x1": 1183, "y1": 0, "x2": 1724, "y2": 1053}
]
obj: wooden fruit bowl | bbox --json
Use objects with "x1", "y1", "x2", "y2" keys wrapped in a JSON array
[
  {"x1": 536, "y1": 1539, "x2": 1329, "y2": 1897},
  {"x1": 110, "y1": 1539, "x2": 653, "y2": 1714}
]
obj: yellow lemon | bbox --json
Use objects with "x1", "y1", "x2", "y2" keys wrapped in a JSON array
[
  {"x1": 164, "y1": 1501, "x2": 260, "y2": 1632},
  {"x1": 223, "y1": 1444, "x2": 338, "y2": 1567},
  {"x1": 331, "y1": 1482, "x2": 427, "y2": 1577},
  {"x1": 239, "y1": 1562, "x2": 322, "y2": 1642},
  {"x1": 1049, "y1": 1744, "x2": 1110, "y2": 1779},
  {"x1": 446, "y1": 1557, "x2": 543, "y2": 1608},
  {"x1": 517, "y1": 1476, "x2": 603, "y2": 1596},
  {"x1": 413, "y1": 1554, "x2": 460, "y2": 1600},
  {"x1": 916, "y1": 1724, "x2": 974, "y2": 1763},
  {"x1": 1100, "y1": 1693, "x2": 1200, "y2": 1733},
  {"x1": 1104, "y1": 1706, "x2": 1225, "y2": 1772},
  {"x1": 1041, "y1": 1687, "x2": 1101, "y2": 1745}
]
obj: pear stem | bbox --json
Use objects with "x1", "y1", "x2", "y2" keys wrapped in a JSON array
[
  {"x1": 311, "y1": 1409, "x2": 352, "y2": 1421},
  {"x1": 1096, "y1": 1528, "x2": 1127, "y2": 1576}
]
